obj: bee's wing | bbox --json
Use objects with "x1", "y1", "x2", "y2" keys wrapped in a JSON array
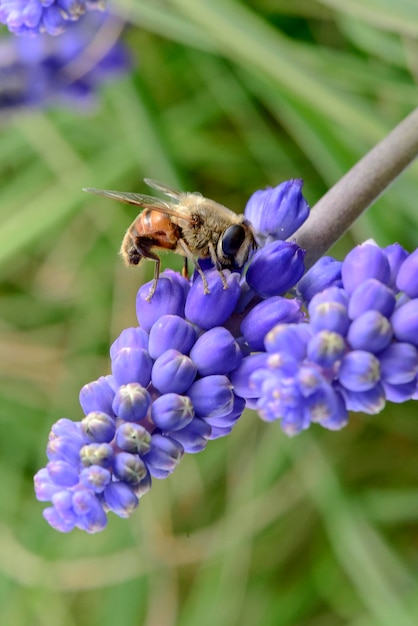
[
  {"x1": 143, "y1": 179, "x2": 183, "y2": 200},
  {"x1": 83, "y1": 187, "x2": 194, "y2": 222}
]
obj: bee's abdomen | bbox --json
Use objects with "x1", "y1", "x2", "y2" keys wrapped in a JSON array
[{"x1": 135, "y1": 209, "x2": 181, "y2": 249}]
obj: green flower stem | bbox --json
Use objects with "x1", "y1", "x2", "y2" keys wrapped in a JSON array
[{"x1": 293, "y1": 107, "x2": 418, "y2": 269}]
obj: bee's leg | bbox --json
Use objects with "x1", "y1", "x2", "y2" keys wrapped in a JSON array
[
  {"x1": 147, "y1": 256, "x2": 161, "y2": 301},
  {"x1": 208, "y1": 242, "x2": 228, "y2": 290},
  {"x1": 194, "y1": 260, "x2": 210, "y2": 293},
  {"x1": 182, "y1": 257, "x2": 189, "y2": 279},
  {"x1": 133, "y1": 242, "x2": 161, "y2": 301},
  {"x1": 177, "y1": 239, "x2": 209, "y2": 293}
]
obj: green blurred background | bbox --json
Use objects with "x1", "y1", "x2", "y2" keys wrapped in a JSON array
[{"x1": 1, "y1": 1, "x2": 418, "y2": 624}]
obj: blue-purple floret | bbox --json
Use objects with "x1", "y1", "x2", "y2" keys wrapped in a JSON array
[
  {"x1": 244, "y1": 179, "x2": 309, "y2": 245},
  {"x1": 0, "y1": 0, "x2": 106, "y2": 36},
  {"x1": 35, "y1": 181, "x2": 418, "y2": 534},
  {"x1": 0, "y1": 11, "x2": 129, "y2": 112},
  {"x1": 242, "y1": 241, "x2": 418, "y2": 435}
]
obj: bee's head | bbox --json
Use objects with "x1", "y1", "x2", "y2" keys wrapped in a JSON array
[{"x1": 217, "y1": 220, "x2": 256, "y2": 269}]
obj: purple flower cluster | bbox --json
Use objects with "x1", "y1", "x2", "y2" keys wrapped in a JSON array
[
  {"x1": 34, "y1": 179, "x2": 309, "y2": 533},
  {"x1": 0, "y1": 0, "x2": 106, "y2": 36},
  {"x1": 0, "y1": 11, "x2": 129, "y2": 112},
  {"x1": 234, "y1": 241, "x2": 418, "y2": 435},
  {"x1": 35, "y1": 174, "x2": 418, "y2": 534}
]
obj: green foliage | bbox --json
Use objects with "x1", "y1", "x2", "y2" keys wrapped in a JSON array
[{"x1": 1, "y1": 1, "x2": 418, "y2": 624}]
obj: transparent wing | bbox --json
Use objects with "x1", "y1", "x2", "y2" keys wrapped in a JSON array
[
  {"x1": 143, "y1": 179, "x2": 183, "y2": 200},
  {"x1": 83, "y1": 187, "x2": 194, "y2": 222},
  {"x1": 83, "y1": 187, "x2": 171, "y2": 210}
]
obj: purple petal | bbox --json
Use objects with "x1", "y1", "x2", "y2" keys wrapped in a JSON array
[{"x1": 185, "y1": 269, "x2": 241, "y2": 330}]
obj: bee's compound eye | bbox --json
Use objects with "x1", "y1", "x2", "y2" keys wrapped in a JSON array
[{"x1": 221, "y1": 224, "x2": 246, "y2": 259}]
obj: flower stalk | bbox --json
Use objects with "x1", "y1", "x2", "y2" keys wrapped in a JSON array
[{"x1": 293, "y1": 107, "x2": 418, "y2": 269}]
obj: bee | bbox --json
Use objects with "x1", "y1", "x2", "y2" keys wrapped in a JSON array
[{"x1": 84, "y1": 179, "x2": 256, "y2": 300}]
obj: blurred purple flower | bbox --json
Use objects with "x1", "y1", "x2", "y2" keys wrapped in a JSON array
[
  {"x1": 0, "y1": 10, "x2": 129, "y2": 112},
  {"x1": 0, "y1": 0, "x2": 106, "y2": 36}
]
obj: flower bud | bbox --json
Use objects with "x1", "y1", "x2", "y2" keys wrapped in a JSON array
[
  {"x1": 151, "y1": 393, "x2": 195, "y2": 431},
  {"x1": 306, "y1": 331, "x2": 346, "y2": 368},
  {"x1": 338, "y1": 350, "x2": 380, "y2": 391},
  {"x1": 81, "y1": 411, "x2": 116, "y2": 443},
  {"x1": 297, "y1": 256, "x2": 342, "y2": 302},
  {"x1": 314, "y1": 390, "x2": 348, "y2": 431},
  {"x1": 249, "y1": 360, "x2": 286, "y2": 400},
  {"x1": 113, "y1": 452, "x2": 148, "y2": 485},
  {"x1": 47, "y1": 435, "x2": 83, "y2": 465},
  {"x1": 51, "y1": 490, "x2": 76, "y2": 525},
  {"x1": 341, "y1": 242, "x2": 391, "y2": 294},
  {"x1": 308, "y1": 300, "x2": 350, "y2": 336},
  {"x1": 264, "y1": 323, "x2": 311, "y2": 360},
  {"x1": 79, "y1": 466, "x2": 111, "y2": 493},
  {"x1": 266, "y1": 351, "x2": 299, "y2": 377},
  {"x1": 167, "y1": 418, "x2": 212, "y2": 453},
  {"x1": 49, "y1": 418, "x2": 84, "y2": 440},
  {"x1": 46, "y1": 461, "x2": 79, "y2": 487},
  {"x1": 246, "y1": 241, "x2": 305, "y2": 298},
  {"x1": 384, "y1": 243, "x2": 409, "y2": 290},
  {"x1": 148, "y1": 314, "x2": 197, "y2": 359},
  {"x1": 240, "y1": 296, "x2": 304, "y2": 351},
  {"x1": 308, "y1": 286, "x2": 349, "y2": 309},
  {"x1": 391, "y1": 299, "x2": 418, "y2": 346},
  {"x1": 132, "y1": 471, "x2": 152, "y2": 499},
  {"x1": 71, "y1": 490, "x2": 108, "y2": 533},
  {"x1": 34, "y1": 468, "x2": 63, "y2": 501},
  {"x1": 208, "y1": 425, "x2": 234, "y2": 439},
  {"x1": 79, "y1": 376, "x2": 115, "y2": 416},
  {"x1": 187, "y1": 375, "x2": 234, "y2": 418},
  {"x1": 244, "y1": 179, "x2": 309, "y2": 242},
  {"x1": 230, "y1": 353, "x2": 269, "y2": 399},
  {"x1": 115, "y1": 422, "x2": 152, "y2": 455},
  {"x1": 43, "y1": 506, "x2": 77, "y2": 533},
  {"x1": 304, "y1": 380, "x2": 347, "y2": 431},
  {"x1": 202, "y1": 395, "x2": 246, "y2": 428},
  {"x1": 103, "y1": 482, "x2": 139, "y2": 518},
  {"x1": 80, "y1": 443, "x2": 114, "y2": 468},
  {"x1": 136, "y1": 275, "x2": 186, "y2": 332},
  {"x1": 383, "y1": 380, "x2": 417, "y2": 403},
  {"x1": 339, "y1": 383, "x2": 386, "y2": 414},
  {"x1": 151, "y1": 350, "x2": 197, "y2": 394},
  {"x1": 112, "y1": 383, "x2": 151, "y2": 422},
  {"x1": 111, "y1": 347, "x2": 153, "y2": 387},
  {"x1": 347, "y1": 279, "x2": 396, "y2": 319},
  {"x1": 378, "y1": 342, "x2": 418, "y2": 385},
  {"x1": 142, "y1": 434, "x2": 184, "y2": 479},
  {"x1": 185, "y1": 269, "x2": 241, "y2": 330},
  {"x1": 110, "y1": 327, "x2": 149, "y2": 360},
  {"x1": 396, "y1": 249, "x2": 418, "y2": 298},
  {"x1": 347, "y1": 311, "x2": 393, "y2": 353},
  {"x1": 189, "y1": 327, "x2": 242, "y2": 375}
]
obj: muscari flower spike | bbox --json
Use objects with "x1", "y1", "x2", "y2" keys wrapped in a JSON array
[
  {"x1": 34, "y1": 182, "x2": 418, "y2": 533},
  {"x1": 0, "y1": 0, "x2": 106, "y2": 36},
  {"x1": 233, "y1": 240, "x2": 418, "y2": 435},
  {"x1": 0, "y1": 10, "x2": 129, "y2": 112}
]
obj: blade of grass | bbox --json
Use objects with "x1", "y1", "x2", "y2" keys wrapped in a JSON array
[
  {"x1": 316, "y1": 0, "x2": 418, "y2": 36},
  {"x1": 168, "y1": 0, "x2": 387, "y2": 140},
  {"x1": 114, "y1": 0, "x2": 215, "y2": 51},
  {"x1": 289, "y1": 436, "x2": 418, "y2": 626}
]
